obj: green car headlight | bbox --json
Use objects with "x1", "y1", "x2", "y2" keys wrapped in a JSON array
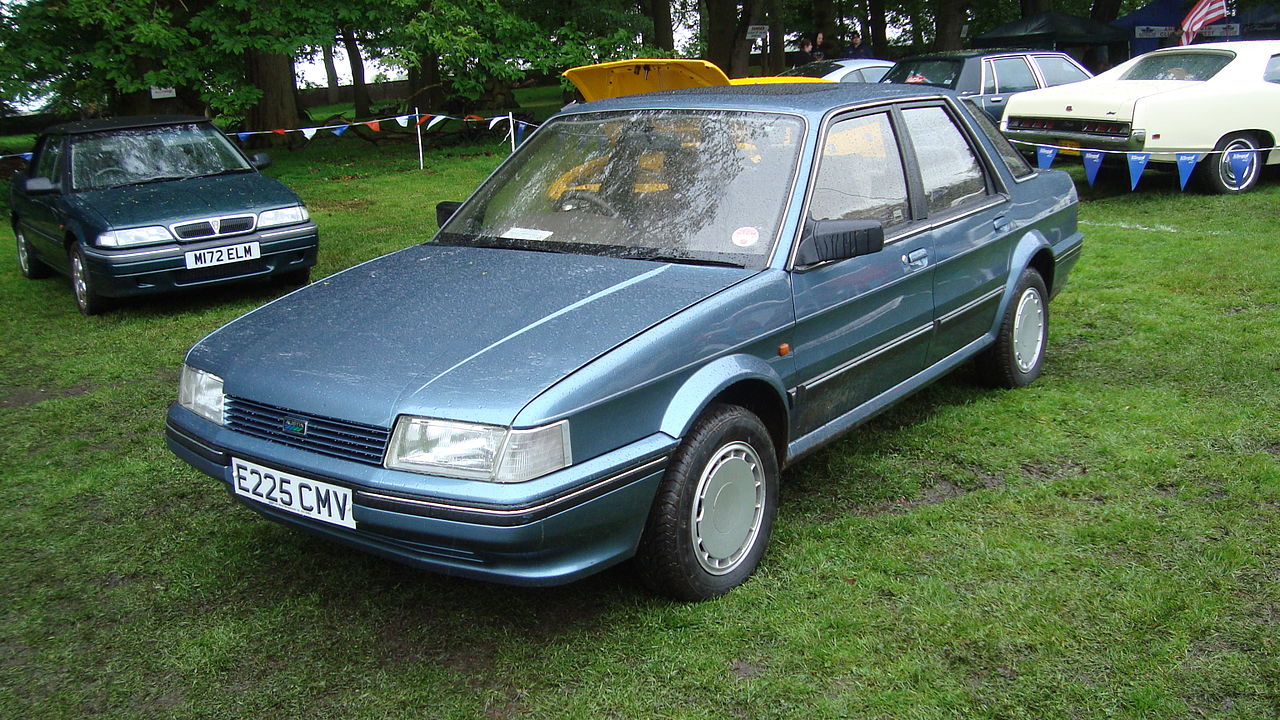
[
  {"x1": 385, "y1": 416, "x2": 571, "y2": 483},
  {"x1": 257, "y1": 205, "x2": 309, "y2": 229},
  {"x1": 178, "y1": 365, "x2": 226, "y2": 425},
  {"x1": 98, "y1": 225, "x2": 174, "y2": 248}
]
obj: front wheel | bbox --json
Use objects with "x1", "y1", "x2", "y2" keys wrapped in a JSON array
[
  {"x1": 1198, "y1": 133, "x2": 1262, "y2": 194},
  {"x1": 70, "y1": 244, "x2": 108, "y2": 315},
  {"x1": 977, "y1": 268, "x2": 1048, "y2": 389},
  {"x1": 635, "y1": 404, "x2": 779, "y2": 601}
]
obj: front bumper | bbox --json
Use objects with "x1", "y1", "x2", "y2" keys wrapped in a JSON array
[
  {"x1": 165, "y1": 404, "x2": 674, "y2": 586},
  {"x1": 80, "y1": 221, "x2": 318, "y2": 298}
]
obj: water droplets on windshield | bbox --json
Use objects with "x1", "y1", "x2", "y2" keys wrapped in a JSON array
[{"x1": 70, "y1": 123, "x2": 252, "y2": 191}]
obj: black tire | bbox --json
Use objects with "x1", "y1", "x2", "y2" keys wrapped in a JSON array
[
  {"x1": 635, "y1": 404, "x2": 779, "y2": 601},
  {"x1": 978, "y1": 268, "x2": 1048, "y2": 389},
  {"x1": 1198, "y1": 133, "x2": 1262, "y2": 194},
  {"x1": 277, "y1": 267, "x2": 311, "y2": 287},
  {"x1": 15, "y1": 225, "x2": 52, "y2": 279},
  {"x1": 69, "y1": 244, "x2": 108, "y2": 315}
]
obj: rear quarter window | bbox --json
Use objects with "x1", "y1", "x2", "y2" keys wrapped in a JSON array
[{"x1": 1035, "y1": 55, "x2": 1090, "y2": 86}]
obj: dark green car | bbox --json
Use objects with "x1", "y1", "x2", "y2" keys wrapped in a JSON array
[{"x1": 10, "y1": 115, "x2": 318, "y2": 314}]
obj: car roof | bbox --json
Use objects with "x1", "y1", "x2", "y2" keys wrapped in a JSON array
[
  {"x1": 41, "y1": 115, "x2": 210, "y2": 136},
  {"x1": 559, "y1": 82, "x2": 954, "y2": 120},
  {"x1": 896, "y1": 49, "x2": 1067, "y2": 61}
]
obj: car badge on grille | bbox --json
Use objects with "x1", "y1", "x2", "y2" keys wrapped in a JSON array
[
  {"x1": 282, "y1": 417, "x2": 308, "y2": 435},
  {"x1": 210, "y1": 218, "x2": 222, "y2": 234}
]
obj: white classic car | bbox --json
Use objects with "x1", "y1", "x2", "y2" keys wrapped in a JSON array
[{"x1": 1002, "y1": 40, "x2": 1280, "y2": 193}]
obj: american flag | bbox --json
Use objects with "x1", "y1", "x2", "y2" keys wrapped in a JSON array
[{"x1": 1180, "y1": 0, "x2": 1229, "y2": 44}]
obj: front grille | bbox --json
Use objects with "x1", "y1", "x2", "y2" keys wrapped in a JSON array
[
  {"x1": 1007, "y1": 116, "x2": 1131, "y2": 137},
  {"x1": 225, "y1": 396, "x2": 391, "y2": 466},
  {"x1": 172, "y1": 214, "x2": 257, "y2": 241},
  {"x1": 174, "y1": 258, "x2": 267, "y2": 285}
]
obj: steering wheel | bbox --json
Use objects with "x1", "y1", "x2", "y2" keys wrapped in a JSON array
[
  {"x1": 93, "y1": 167, "x2": 129, "y2": 183},
  {"x1": 558, "y1": 190, "x2": 619, "y2": 217}
]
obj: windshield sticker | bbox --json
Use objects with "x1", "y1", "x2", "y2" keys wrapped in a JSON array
[
  {"x1": 732, "y1": 226, "x2": 760, "y2": 248},
  {"x1": 502, "y1": 227, "x2": 554, "y2": 242}
]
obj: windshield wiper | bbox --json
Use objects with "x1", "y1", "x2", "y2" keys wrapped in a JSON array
[{"x1": 617, "y1": 251, "x2": 744, "y2": 268}]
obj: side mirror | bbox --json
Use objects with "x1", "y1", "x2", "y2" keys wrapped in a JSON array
[
  {"x1": 795, "y1": 218, "x2": 885, "y2": 267},
  {"x1": 23, "y1": 176, "x2": 59, "y2": 195},
  {"x1": 250, "y1": 153, "x2": 271, "y2": 170},
  {"x1": 436, "y1": 201, "x2": 462, "y2": 228}
]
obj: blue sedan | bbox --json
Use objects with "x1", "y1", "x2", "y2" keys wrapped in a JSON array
[{"x1": 167, "y1": 83, "x2": 1082, "y2": 600}]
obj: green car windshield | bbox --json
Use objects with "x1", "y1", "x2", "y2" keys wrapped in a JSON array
[
  {"x1": 70, "y1": 123, "x2": 252, "y2": 191},
  {"x1": 438, "y1": 109, "x2": 805, "y2": 269}
]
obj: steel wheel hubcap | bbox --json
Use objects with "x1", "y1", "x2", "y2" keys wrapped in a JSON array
[
  {"x1": 691, "y1": 441, "x2": 766, "y2": 575},
  {"x1": 1012, "y1": 287, "x2": 1045, "y2": 373},
  {"x1": 16, "y1": 232, "x2": 30, "y2": 272},
  {"x1": 72, "y1": 255, "x2": 88, "y2": 305},
  {"x1": 1219, "y1": 139, "x2": 1257, "y2": 190}
]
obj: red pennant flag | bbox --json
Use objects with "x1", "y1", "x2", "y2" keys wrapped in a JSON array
[
  {"x1": 464, "y1": 115, "x2": 484, "y2": 122},
  {"x1": 271, "y1": 128, "x2": 287, "y2": 135},
  {"x1": 416, "y1": 114, "x2": 434, "y2": 126},
  {"x1": 366, "y1": 121, "x2": 381, "y2": 132}
]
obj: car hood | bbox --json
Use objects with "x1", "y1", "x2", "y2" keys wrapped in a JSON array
[
  {"x1": 1007, "y1": 80, "x2": 1191, "y2": 121},
  {"x1": 189, "y1": 243, "x2": 753, "y2": 428},
  {"x1": 72, "y1": 172, "x2": 301, "y2": 230}
]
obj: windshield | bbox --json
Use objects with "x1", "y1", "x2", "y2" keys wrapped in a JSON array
[
  {"x1": 883, "y1": 59, "x2": 963, "y2": 89},
  {"x1": 1120, "y1": 51, "x2": 1233, "y2": 81},
  {"x1": 70, "y1": 123, "x2": 252, "y2": 191},
  {"x1": 439, "y1": 109, "x2": 805, "y2": 269}
]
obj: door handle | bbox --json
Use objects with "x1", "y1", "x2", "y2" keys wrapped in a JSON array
[
  {"x1": 902, "y1": 248, "x2": 929, "y2": 269},
  {"x1": 994, "y1": 215, "x2": 1011, "y2": 232},
  {"x1": 990, "y1": 96, "x2": 1004, "y2": 103}
]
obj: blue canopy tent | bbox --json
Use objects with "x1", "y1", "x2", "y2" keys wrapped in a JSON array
[{"x1": 1111, "y1": 0, "x2": 1280, "y2": 58}]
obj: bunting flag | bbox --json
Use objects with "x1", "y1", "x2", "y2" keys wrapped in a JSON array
[
  {"x1": 20, "y1": 152, "x2": 33, "y2": 161},
  {"x1": 489, "y1": 116, "x2": 509, "y2": 130},
  {"x1": 1176, "y1": 153, "x2": 1199, "y2": 190},
  {"x1": 516, "y1": 122, "x2": 527, "y2": 146},
  {"x1": 271, "y1": 128, "x2": 287, "y2": 136},
  {"x1": 464, "y1": 114, "x2": 485, "y2": 122},
  {"x1": 366, "y1": 120, "x2": 381, "y2": 132},
  {"x1": 332, "y1": 125, "x2": 349, "y2": 137},
  {"x1": 1036, "y1": 146, "x2": 1058, "y2": 170},
  {"x1": 1228, "y1": 150, "x2": 1254, "y2": 184},
  {"x1": 1082, "y1": 151, "x2": 1104, "y2": 186},
  {"x1": 416, "y1": 114, "x2": 435, "y2": 127},
  {"x1": 425, "y1": 115, "x2": 447, "y2": 131},
  {"x1": 237, "y1": 132, "x2": 251, "y2": 142},
  {"x1": 301, "y1": 128, "x2": 318, "y2": 141},
  {"x1": 396, "y1": 115, "x2": 411, "y2": 127},
  {"x1": 1127, "y1": 152, "x2": 1151, "y2": 190}
]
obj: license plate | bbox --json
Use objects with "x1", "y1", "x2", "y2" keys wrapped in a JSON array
[
  {"x1": 184, "y1": 241, "x2": 261, "y2": 269},
  {"x1": 231, "y1": 457, "x2": 356, "y2": 529},
  {"x1": 1059, "y1": 139, "x2": 1081, "y2": 156}
]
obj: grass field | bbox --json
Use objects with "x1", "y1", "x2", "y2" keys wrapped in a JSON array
[{"x1": 1, "y1": 136, "x2": 1277, "y2": 719}]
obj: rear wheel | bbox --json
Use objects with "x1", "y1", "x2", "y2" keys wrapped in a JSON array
[
  {"x1": 1198, "y1": 133, "x2": 1262, "y2": 194},
  {"x1": 635, "y1": 404, "x2": 779, "y2": 601},
  {"x1": 977, "y1": 268, "x2": 1048, "y2": 389},
  {"x1": 70, "y1": 244, "x2": 108, "y2": 315},
  {"x1": 15, "y1": 226, "x2": 51, "y2": 279}
]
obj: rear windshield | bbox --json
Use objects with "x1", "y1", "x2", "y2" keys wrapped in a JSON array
[
  {"x1": 883, "y1": 59, "x2": 963, "y2": 89},
  {"x1": 1120, "y1": 51, "x2": 1233, "y2": 81}
]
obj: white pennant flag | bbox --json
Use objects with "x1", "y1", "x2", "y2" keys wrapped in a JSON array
[
  {"x1": 396, "y1": 115, "x2": 411, "y2": 127},
  {"x1": 489, "y1": 116, "x2": 510, "y2": 130},
  {"x1": 301, "y1": 128, "x2": 317, "y2": 140},
  {"x1": 426, "y1": 115, "x2": 447, "y2": 131}
]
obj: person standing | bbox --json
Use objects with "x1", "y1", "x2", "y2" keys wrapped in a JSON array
[{"x1": 845, "y1": 31, "x2": 872, "y2": 59}]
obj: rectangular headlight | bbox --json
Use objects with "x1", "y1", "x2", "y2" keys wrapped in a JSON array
[
  {"x1": 257, "y1": 205, "x2": 309, "y2": 228},
  {"x1": 385, "y1": 417, "x2": 571, "y2": 483},
  {"x1": 98, "y1": 225, "x2": 174, "y2": 248},
  {"x1": 178, "y1": 365, "x2": 225, "y2": 425}
]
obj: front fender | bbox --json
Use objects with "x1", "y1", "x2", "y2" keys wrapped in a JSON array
[
  {"x1": 658, "y1": 354, "x2": 787, "y2": 440},
  {"x1": 989, "y1": 229, "x2": 1051, "y2": 335}
]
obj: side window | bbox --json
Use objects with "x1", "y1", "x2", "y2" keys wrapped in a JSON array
[
  {"x1": 901, "y1": 106, "x2": 989, "y2": 214},
  {"x1": 809, "y1": 112, "x2": 910, "y2": 229},
  {"x1": 34, "y1": 137, "x2": 64, "y2": 181},
  {"x1": 1035, "y1": 55, "x2": 1090, "y2": 86},
  {"x1": 839, "y1": 69, "x2": 863, "y2": 83},
  {"x1": 962, "y1": 99, "x2": 1035, "y2": 180},
  {"x1": 990, "y1": 57, "x2": 1039, "y2": 92},
  {"x1": 1265, "y1": 55, "x2": 1280, "y2": 84}
]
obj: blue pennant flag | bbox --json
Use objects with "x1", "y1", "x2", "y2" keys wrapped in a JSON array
[
  {"x1": 515, "y1": 122, "x2": 527, "y2": 146},
  {"x1": 1228, "y1": 150, "x2": 1254, "y2": 186},
  {"x1": 1127, "y1": 152, "x2": 1150, "y2": 191},
  {"x1": 1082, "y1": 151, "x2": 1104, "y2": 186},
  {"x1": 1175, "y1": 153, "x2": 1199, "y2": 190},
  {"x1": 236, "y1": 132, "x2": 251, "y2": 142},
  {"x1": 19, "y1": 152, "x2": 32, "y2": 161},
  {"x1": 332, "y1": 125, "x2": 349, "y2": 137},
  {"x1": 1036, "y1": 146, "x2": 1058, "y2": 170}
]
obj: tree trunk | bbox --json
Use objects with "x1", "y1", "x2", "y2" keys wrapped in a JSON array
[
  {"x1": 767, "y1": 0, "x2": 785, "y2": 74},
  {"x1": 729, "y1": 0, "x2": 765, "y2": 78},
  {"x1": 934, "y1": 0, "x2": 966, "y2": 51},
  {"x1": 703, "y1": 0, "x2": 738, "y2": 73},
  {"x1": 322, "y1": 44, "x2": 340, "y2": 105},
  {"x1": 648, "y1": 0, "x2": 675, "y2": 52},
  {"x1": 244, "y1": 49, "x2": 300, "y2": 146},
  {"x1": 868, "y1": 0, "x2": 888, "y2": 57},
  {"x1": 813, "y1": 0, "x2": 836, "y2": 52},
  {"x1": 340, "y1": 27, "x2": 372, "y2": 119},
  {"x1": 407, "y1": 50, "x2": 446, "y2": 110}
]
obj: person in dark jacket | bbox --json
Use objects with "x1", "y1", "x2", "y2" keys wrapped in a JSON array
[{"x1": 844, "y1": 31, "x2": 871, "y2": 59}]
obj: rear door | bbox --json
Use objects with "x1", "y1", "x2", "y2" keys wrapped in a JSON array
[
  {"x1": 788, "y1": 107, "x2": 934, "y2": 437},
  {"x1": 978, "y1": 56, "x2": 1039, "y2": 122}
]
